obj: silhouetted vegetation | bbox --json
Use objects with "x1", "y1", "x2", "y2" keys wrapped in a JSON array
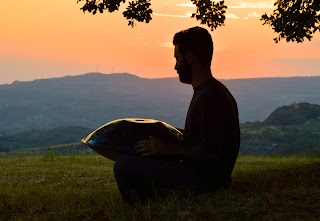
[
  {"x1": 241, "y1": 103, "x2": 320, "y2": 156},
  {"x1": 261, "y1": 0, "x2": 320, "y2": 43},
  {"x1": 77, "y1": 0, "x2": 320, "y2": 43},
  {"x1": 264, "y1": 102, "x2": 320, "y2": 125}
]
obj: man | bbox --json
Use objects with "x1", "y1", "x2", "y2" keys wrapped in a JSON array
[{"x1": 114, "y1": 26, "x2": 240, "y2": 203}]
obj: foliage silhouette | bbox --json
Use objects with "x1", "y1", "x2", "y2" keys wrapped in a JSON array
[
  {"x1": 261, "y1": 0, "x2": 320, "y2": 43},
  {"x1": 77, "y1": 0, "x2": 319, "y2": 43},
  {"x1": 76, "y1": 0, "x2": 227, "y2": 31}
]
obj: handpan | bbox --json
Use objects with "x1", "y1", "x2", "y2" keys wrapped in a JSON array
[{"x1": 81, "y1": 118, "x2": 183, "y2": 160}]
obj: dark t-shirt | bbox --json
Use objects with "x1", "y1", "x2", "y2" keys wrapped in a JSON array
[{"x1": 183, "y1": 78, "x2": 240, "y2": 190}]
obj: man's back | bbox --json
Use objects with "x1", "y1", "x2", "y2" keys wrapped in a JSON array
[{"x1": 183, "y1": 78, "x2": 240, "y2": 191}]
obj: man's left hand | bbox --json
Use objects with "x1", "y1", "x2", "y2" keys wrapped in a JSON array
[{"x1": 135, "y1": 136, "x2": 167, "y2": 157}]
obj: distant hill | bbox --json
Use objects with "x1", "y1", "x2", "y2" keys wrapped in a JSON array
[
  {"x1": 241, "y1": 102, "x2": 320, "y2": 156},
  {"x1": 264, "y1": 102, "x2": 320, "y2": 125},
  {"x1": 0, "y1": 73, "x2": 190, "y2": 133},
  {"x1": 0, "y1": 126, "x2": 93, "y2": 156},
  {"x1": 2, "y1": 102, "x2": 320, "y2": 156},
  {"x1": 1, "y1": 72, "x2": 320, "y2": 133},
  {"x1": 0, "y1": 126, "x2": 92, "y2": 150}
]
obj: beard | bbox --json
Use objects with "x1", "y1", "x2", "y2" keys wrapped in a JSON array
[{"x1": 177, "y1": 59, "x2": 192, "y2": 84}]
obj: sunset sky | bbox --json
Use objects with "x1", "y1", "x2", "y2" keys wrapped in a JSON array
[{"x1": 1, "y1": 0, "x2": 319, "y2": 84}]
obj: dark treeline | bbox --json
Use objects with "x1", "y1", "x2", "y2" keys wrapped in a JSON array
[{"x1": 1, "y1": 102, "x2": 320, "y2": 156}]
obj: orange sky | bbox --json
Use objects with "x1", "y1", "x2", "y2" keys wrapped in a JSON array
[{"x1": 0, "y1": 0, "x2": 319, "y2": 84}]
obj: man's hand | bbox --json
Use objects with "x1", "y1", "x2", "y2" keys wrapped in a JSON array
[{"x1": 135, "y1": 136, "x2": 168, "y2": 157}]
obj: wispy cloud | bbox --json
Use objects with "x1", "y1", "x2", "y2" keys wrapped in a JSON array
[
  {"x1": 174, "y1": 1, "x2": 271, "y2": 20},
  {"x1": 226, "y1": 13, "x2": 241, "y2": 19},
  {"x1": 176, "y1": 1, "x2": 275, "y2": 9},
  {"x1": 176, "y1": 2, "x2": 220, "y2": 8},
  {"x1": 154, "y1": 12, "x2": 241, "y2": 19},
  {"x1": 162, "y1": 42, "x2": 174, "y2": 48},
  {"x1": 229, "y1": 1, "x2": 275, "y2": 9},
  {"x1": 243, "y1": 12, "x2": 261, "y2": 19},
  {"x1": 274, "y1": 58, "x2": 320, "y2": 68},
  {"x1": 153, "y1": 12, "x2": 191, "y2": 18},
  {"x1": 176, "y1": 3, "x2": 195, "y2": 7},
  {"x1": 155, "y1": 1, "x2": 272, "y2": 20}
]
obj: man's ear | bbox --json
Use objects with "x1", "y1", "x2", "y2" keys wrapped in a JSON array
[{"x1": 186, "y1": 51, "x2": 192, "y2": 64}]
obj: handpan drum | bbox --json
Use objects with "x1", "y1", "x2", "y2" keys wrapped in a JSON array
[{"x1": 81, "y1": 118, "x2": 183, "y2": 161}]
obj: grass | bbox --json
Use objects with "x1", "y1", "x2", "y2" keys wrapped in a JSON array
[
  {"x1": 0, "y1": 154, "x2": 319, "y2": 220},
  {"x1": 8, "y1": 142, "x2": 92, "y2": 156}
]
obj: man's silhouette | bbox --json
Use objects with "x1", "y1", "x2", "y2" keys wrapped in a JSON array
[{"x1": 114, "y1": 26, "x2": 240, "y2": 203}]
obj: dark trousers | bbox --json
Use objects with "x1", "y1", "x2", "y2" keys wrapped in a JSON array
[
  {"x1": 114, "y1": 155, "x2": 230, "y2": 203},
  {"x1": 114, "y1": 155, "x2": 190, "y2": 203}
]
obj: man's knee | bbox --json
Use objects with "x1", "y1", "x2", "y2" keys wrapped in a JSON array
[
  {"x1": 114, "y1": 155, "x2": 135, "y2": 181},
  {"x1": 114, "y1": 155, "x2": 152, "y2": 203}
]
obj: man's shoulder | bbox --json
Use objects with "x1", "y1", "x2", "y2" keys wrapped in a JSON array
[
  {"x1": 196, "y1": 79, "x2": 237, "y2": 108},
  {"x1": 197, "y1": 79, "x2": 229, "y2": 96}
]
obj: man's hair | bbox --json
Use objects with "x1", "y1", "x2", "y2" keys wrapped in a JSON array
[{"x1": 173, "y1": 26, "x2": 213, "y2": 66}]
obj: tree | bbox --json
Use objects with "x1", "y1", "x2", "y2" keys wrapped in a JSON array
[
  {"x1": 77, "y1": 0, "x2": 320, "y2": 43},
  {"x1": 261, "y1": 0, "x2": 320, "y2": 43}
]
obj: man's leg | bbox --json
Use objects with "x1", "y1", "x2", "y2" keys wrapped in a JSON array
[{"x1": 114, "y1": 155, "x2": 187, "y2": 203}]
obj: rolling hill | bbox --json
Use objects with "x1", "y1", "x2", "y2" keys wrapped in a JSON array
[{"x1": 1, "y1": 72, "x2": 320, "y2": 134}]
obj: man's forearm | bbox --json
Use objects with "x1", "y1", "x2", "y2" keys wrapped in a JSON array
[{"x1": 135, "y1": 137, "x2": 219, "y2": 161}]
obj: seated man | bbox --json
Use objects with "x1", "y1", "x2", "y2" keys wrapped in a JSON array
[{"x1": 114, "y1": 26, "x2": 240, "y2": 203}]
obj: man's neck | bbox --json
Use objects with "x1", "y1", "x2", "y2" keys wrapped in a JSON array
[{"x1": 191, "y1": 67, "x2": 213, "y2": 88}]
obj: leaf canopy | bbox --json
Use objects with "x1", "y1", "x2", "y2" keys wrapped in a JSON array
[{"x1": 77, "y1": 0, "x2": 320, "y2": 43}]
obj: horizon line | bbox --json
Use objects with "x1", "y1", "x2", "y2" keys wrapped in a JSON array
[{"x1": 1, "y1": 72, "x2": 320, "y2": 86}]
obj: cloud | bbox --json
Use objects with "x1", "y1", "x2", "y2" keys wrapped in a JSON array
[
  {"x1": 162, "y1": 42, "x2": 174, "y2": 48},
  {"x1": 226, "y1": 13, "x2": 241, "y2": 19},
  {"x1": 154, "y1": 11, "x2": 241, "y2": 20},
  {"x1": 153, "y1": 12, "x2": 191, "y2": 18},
  {"x1": 176, "y1": 1, "x2": 222, "y2": 7},
  {"x1": 274, "y1": 58, "x2": 320, "y2": 70},
  {"x1": 228, "y1": 1, "x2": 275, "y2": 9},
  {"x1": 175, "y1": 1, "x2": 272, "y2": 19},
  {"x1": 176, "y1": 1, "x2": 275, "y2": 9},
  {"x1": 163, "y1": 1, "x2": 275, "y2": 20},
  {"x1": 176, "y1": 3, "x2": 195, "y2": 7},
  {"x1": 243, "y1": 12, "x2": 261, "y2": 19}
]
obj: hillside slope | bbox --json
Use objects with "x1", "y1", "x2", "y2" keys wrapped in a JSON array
[
  {"x1": 1, "y1": 73, "x2": 320, "y2": 133},
  {"x1": 264, "y1": 102, "x2": 320, "y2": 125},
  {"x1": 241, "y1": 102, "x2": 320, "y2": 156}
]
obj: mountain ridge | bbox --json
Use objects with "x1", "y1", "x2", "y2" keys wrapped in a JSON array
[{"x1": 1, "y1": 72, "x2": 320, "y2": 133}]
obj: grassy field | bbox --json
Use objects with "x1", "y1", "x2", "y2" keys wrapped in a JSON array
[{"x1": 0, "y1": 154, "x2": 319, "y2": 221}]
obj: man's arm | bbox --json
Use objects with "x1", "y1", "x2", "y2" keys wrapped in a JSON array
[{"x1": 134, "y1": 136, "x2": 220, "y2": 161}]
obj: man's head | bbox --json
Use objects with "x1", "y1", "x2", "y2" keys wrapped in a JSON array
[{"x1": 173, "y1": 26, "x2": 214, "y2": 84}]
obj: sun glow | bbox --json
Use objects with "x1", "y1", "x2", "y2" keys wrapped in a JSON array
[{"x1": 0, "y1": 0, "x2": 319, "y2": 84}]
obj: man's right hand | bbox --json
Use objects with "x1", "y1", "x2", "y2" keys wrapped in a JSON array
[{"x1": 135, "y1": 136, "x2": 169, "y2": 157}]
